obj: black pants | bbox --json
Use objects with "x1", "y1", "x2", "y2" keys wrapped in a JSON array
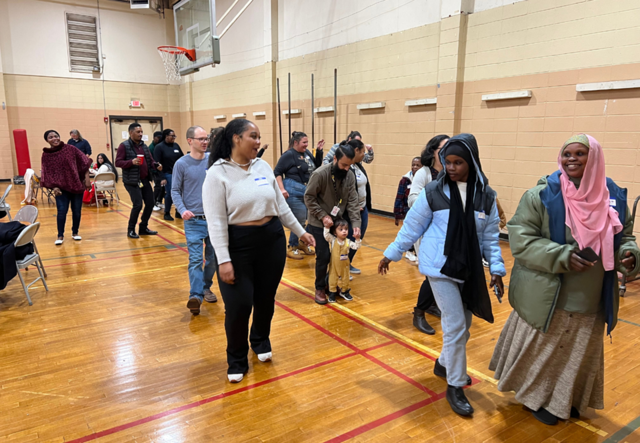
[
  {"x1": 308, "y1": 225, "x2": 331, "y2": 291},
  {"x1": 416, "y1": 277, "x2": 437, "y2": 311},
  {"x1": 153, "y1": 176, "x2": 165, "y2": 204},
  {"x1": 124, "y1": 179, "x2": 154, "y2": 232},
  {"x1": 218, "y1": 218, "x2": 286, "y2": 374},
  {"x1": 55, "y1": 190, "x2": 83, "y2": 238}
]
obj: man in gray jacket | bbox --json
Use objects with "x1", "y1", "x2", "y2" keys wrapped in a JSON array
[{"x1": 305, "y1": 142, "x2": 361, "y2": 305}]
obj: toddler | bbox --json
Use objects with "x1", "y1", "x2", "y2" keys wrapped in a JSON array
[{"x1": 324, "y1": 219, "x2": 361, "y2": 303}]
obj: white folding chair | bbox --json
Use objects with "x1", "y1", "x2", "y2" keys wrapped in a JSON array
[
  {"x1": 14, "y1": 222, "x2": 49, "y2": 305},
  {"x1": 93, "y1": 172, "x2": 119, "y2": 210},
  {"x1": 14, "y1": 206, "x2": 46, "y2": 277},
  {"x1": 0, "y1": 184, "x2": 12, "y2": 221}
]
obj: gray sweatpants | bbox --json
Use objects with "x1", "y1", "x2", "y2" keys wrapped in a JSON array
[{"x1": 428, "y1": 277, "x2": 473, "y2": 387}]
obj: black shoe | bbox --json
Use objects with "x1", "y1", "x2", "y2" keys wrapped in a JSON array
[
  {"x1": 139, "y1": 228, "x2": 158, "y2": 235},
  {"x1": 425, "y1": 304, "x2": 442, "y2": 318},
  {"x1": 187, "y1": 297, "x2": 201, "y2": 315},
  {"x1": 413, "y1": 308, "x2": 435, "y2": 335},
  {"x1": 175, "y1": 211, "x2": 182, "y2": 219},
  {"x1": 532, "y1": 408, "x2": 558, "y2": 426},
  {"x1": 339, "y1": 290, "x2": 353, "y2": 301},
  {"x1": 128, "y1": 231, "x2": 139, "y2": 239},
  {"x1": 328, "y1": 292, "x2": 337, "y2": 303},
  {"x1": 164, "y1": 213, "x2": 174, "y2": 221},
  {"x1": 434, "y1": 359, "x2": 473, "y2": 386},
  {"x1": 570, "y1": 407, "x2": 580, "y2": 419},
  {"x1": 446, "y1": 385, "x2": 474, "y2": 416}
]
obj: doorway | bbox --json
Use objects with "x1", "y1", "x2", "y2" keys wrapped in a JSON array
[{"x1": 108, "y1": 116, "x2": 163, "y2": 162}]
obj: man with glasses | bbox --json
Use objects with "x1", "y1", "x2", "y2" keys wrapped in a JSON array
[{"x1": 172, "y1": 126, "x2": 218, "y2": 315}]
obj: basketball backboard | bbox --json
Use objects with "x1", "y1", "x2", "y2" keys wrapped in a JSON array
[{"x1": 173, "y1": 0, "x2": 220, "y2": 76}]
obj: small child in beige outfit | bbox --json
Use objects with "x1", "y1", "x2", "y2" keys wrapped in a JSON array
[{"x1": 324, "y1": 219, "x2": 361, "y2": 303}]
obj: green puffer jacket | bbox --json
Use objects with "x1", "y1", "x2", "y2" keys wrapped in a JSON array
[{"x1": 507, "y1": 174, "x2": 640, "y2": 334}]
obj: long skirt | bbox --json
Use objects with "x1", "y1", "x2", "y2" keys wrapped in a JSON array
[{"x1": 489, "y1": 309, "x2": 604, "y2": 419}]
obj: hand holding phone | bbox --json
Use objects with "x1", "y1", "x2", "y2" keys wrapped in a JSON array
[{"x1": 576, "y1": 247, "x2": 599, "y2": 263}]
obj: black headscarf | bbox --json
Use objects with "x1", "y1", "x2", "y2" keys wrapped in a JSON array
[{"x1": 439, "y1": 135, "x2": 494, "y2": 324}]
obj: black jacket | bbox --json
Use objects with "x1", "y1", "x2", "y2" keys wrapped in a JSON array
[
  {"x1": 119, "y1": 140, "x2": 156, "y2": 186},
  {"x1": 1, "y1": 222, "x2": 33, "y2": 290}
]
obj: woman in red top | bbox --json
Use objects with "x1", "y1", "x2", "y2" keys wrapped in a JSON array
[{"x1": 41, "y1": 130, "x2": 92, "y2": 245}]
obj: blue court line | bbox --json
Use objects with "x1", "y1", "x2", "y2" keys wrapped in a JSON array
[
  {"x1": 603, "y1": 416, "x2": 640, "y2": 442},
  {"x1": 618, "y1": 318, "x2": 640, "y2": 328}
]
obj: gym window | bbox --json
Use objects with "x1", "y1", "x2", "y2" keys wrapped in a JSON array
[{"x1": 65, "y1": 13, "x2": 101, "y2": 73}]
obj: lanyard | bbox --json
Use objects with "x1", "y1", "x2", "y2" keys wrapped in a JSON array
[{"x1": 331, "y1": 174, "x2": 343, "y2": 205}]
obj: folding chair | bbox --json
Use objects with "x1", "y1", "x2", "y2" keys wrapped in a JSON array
[
  {"x1": 0, "y1": 184, "x2": 12, "y2": 220},
  {"x1": 14, "y1": 206, "x2": 46, "y2": 278},
  {"x1": 38, "y1": 170, "x2": 55, "y2": 204},
  {"x1": 93, "y1": 172, "x2": 120, "y2": 211},
  {"x1": 14, "y1": 222, "x2": 49, "y2": 305}
]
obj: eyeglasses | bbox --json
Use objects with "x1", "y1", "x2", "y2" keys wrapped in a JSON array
[{"x1": 190, "y1": 137, "x2": 209, "y2": 142}]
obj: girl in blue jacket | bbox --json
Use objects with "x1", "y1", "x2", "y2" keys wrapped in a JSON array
[{"x1": 379, "y1": 133, "x2": 505, "y2": 417}]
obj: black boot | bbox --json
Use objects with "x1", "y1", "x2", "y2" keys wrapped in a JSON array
[
  {"x1": 434, "y1": 359, "x2": 472, "y2": 386},
  {"x1": 570, "y1": 407, "x2": 580, "y2": 419},
  {"x1": 425, "y1": 303, "x2": 441, "y2": 318},
  {"x1": 413, "y1": 308, "x2": 435, "y2": 335},
  {"x1": 532, "y1": 408, "x2": 558, "y2": 425},
  {"x1": 446, "y1": 385, "x2": 474, "y2": 416}
]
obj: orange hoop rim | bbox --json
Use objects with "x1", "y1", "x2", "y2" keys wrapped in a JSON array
[{"x1": 157, "y1": 46, "x2": 196, "y2": 62}]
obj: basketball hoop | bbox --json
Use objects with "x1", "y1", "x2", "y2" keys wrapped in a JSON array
[{"x1": 157, "y1": 46, "x2": 196, "y2": 83}]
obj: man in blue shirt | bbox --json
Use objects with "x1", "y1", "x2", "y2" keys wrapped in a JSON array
[
  {"x1": 68, "y1": 129, "x2": 92, "y2": 157},
  {"x1": 172, "y1": 126, "x2": 217, "y2": 315}
]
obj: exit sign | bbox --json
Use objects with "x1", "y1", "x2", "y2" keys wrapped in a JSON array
[{"x1": 130, "y1": 100, "x2": 141, "y2": 108}]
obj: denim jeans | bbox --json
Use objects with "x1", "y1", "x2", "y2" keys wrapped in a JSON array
[
  {"x1": 55, "y1": 190, "x2": 83, "y2": 238},
  {"x1": 184, "y1": 218, "x2": 217, "y2": 302},
  {"x1": 428, "y1": 277, "x2": 473, "y2": 387},
  {"x1": 347, "y1": 206, "x2": 369, "y2": 262},
  {"x1": 283, "y1": 178, "x2": 308, "y2": 247},
  {"x1": 164, "y1": 173, "x2": 173, "y2": 215}
]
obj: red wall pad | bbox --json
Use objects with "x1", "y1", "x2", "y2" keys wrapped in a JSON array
[{"x1": 13, "y1": 129, "x2": 31, "y2": 176}]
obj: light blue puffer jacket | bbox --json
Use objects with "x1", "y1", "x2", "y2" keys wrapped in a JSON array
[{"x1": 384, "y1": 175, "x2": 506, "y2": 281}]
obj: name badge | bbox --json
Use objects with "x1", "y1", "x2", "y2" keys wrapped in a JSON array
[
  {"x1": 174, "y1": 149, "x2": 179, "y2": 153},
  {"x1": 478, "y1": 212, "x2": 486, "y2": 220},
  {"x1": 610, "y1": 199, "x2": 616, "y2": 207},
  {"x1": 254, "y1": 177, "x2": 269, "y2": 187},
  {"x1": 330, "y1": 206, "x2": 340, "y2": 216},
  {"x1": 340, "y1": 254, "x2": 348, "y2": 261}
]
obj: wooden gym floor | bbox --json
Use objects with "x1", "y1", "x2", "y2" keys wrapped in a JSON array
[{"x1": 3, "y1": 182, "x2": 640, "y2": 443}]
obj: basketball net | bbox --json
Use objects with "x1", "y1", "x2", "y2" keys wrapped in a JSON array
[{"x1": 157, "y1": 46, "x2": 196, "y2": 84}]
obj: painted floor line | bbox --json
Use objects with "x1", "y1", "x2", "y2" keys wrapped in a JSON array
[{"x1": 602, "y1": 415, "x2": 640, "y2": 442}]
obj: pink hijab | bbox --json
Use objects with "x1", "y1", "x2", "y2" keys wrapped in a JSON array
[{"x1": 558, "y1": 134, "x2": 623, "y2": 271}]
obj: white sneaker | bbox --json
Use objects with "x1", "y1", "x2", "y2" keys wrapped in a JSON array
[
  {"x1": 405, "y1": 251, "x2": 417, "y2": 262},
  {"x1": 228, "y1": 373, "x2": 244, "y2": 383},
  {"x1": 257, "y1": 352, "x2": 272, "y2": 362},
  {"x1": 349, "y1": 275, "x2": 353, "y2": 281},
  {"x1": 54, "y1": 239, "x2": 63, "y2": 245},
  {"x1": 153, "y1": 205, "x2": 161, "y2": 211},
  {"x1": 72, "y1": 235, "x2": 82, "y2": 241},
  {"x1": 157, "y1": 203, "x2": 165, "y2": 209}
]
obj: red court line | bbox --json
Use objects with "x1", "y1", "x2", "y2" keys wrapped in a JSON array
[
  {"x1": 45, "y1": 249, "x2": 179, "y2": 268},
  {"x1": 113, "y1": 209, "x2": 189, "y2": 253},
  {"x1": 324, "y1": 391, "x2": 448, "y2": 443},
  {"x1": 280, "y1": 282, "x2": 437, "y2": 362},
  {"x1": 274, "y1": 300, "x2": 360, "y2": 353},
  {"x1": 274, "y1": 300, "x2": 438, "y2": 396},
  {"x1": 360, "y1": 352, "x2": 437, "y2": 396},
  {"x1": 66, "y1": 351, "x2": 358, "y2": 443}
]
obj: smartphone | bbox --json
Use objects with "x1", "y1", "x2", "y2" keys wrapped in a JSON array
[
  {"x1": 577, "y1": 247, "x2": 599, "y2": 263},
  {"x1": 494, "y1": 285, "x2": 502, "y2": 303}
]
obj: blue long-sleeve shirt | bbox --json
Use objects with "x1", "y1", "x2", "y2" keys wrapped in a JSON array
[
  {"x1": 68, "y1": 138, "x2": 92, "y2": 156},
  {"x1": 171, "y1": 153, "x2": 209, "y2": 216}
]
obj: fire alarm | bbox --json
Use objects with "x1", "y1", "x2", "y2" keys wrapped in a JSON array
[
  {"x1": 130, "y1": 100, "x2": 141, "y2": 108},
  {"x1": 104, "y1": 117, "x2": 108, "y2": 123}
]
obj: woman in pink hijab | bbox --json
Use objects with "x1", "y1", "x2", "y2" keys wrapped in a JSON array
[{"x1": 490, "y1": 134, "x2": 639, "y2": 425}]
